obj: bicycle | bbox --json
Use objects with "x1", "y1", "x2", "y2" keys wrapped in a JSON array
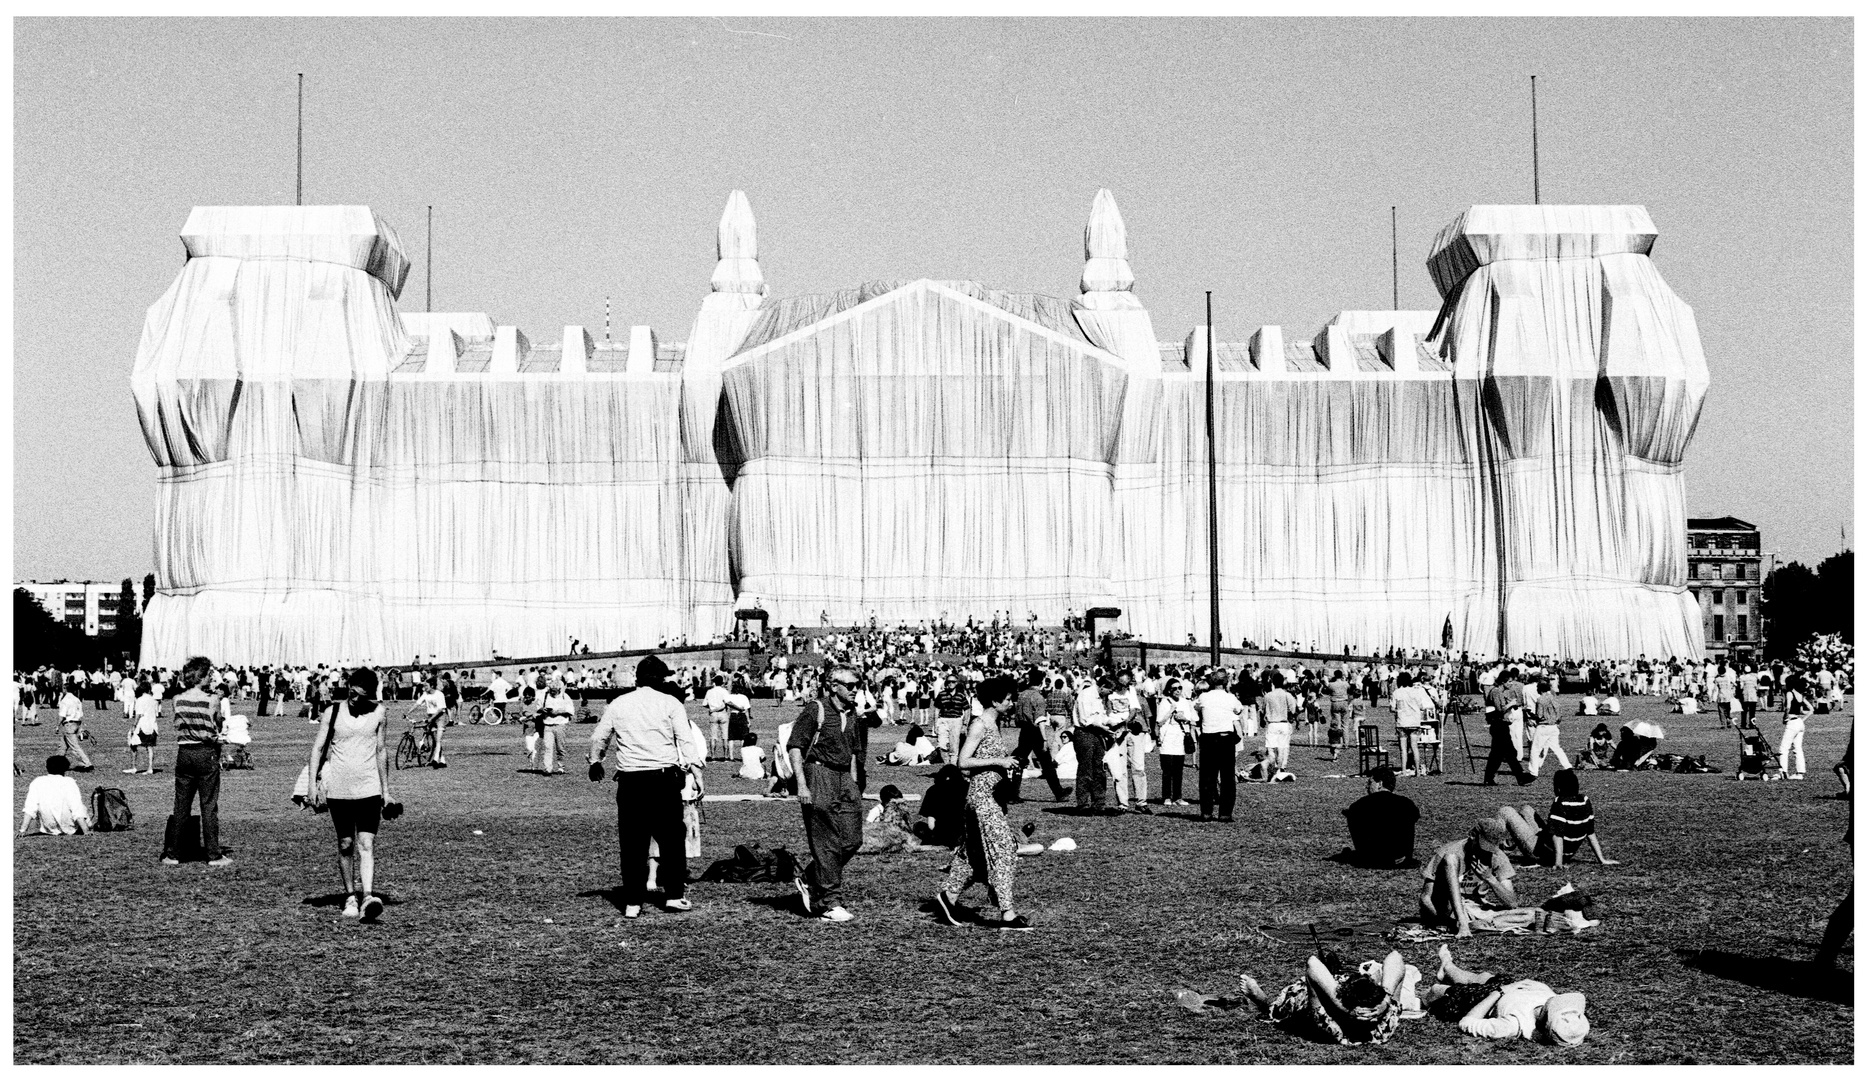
[
  {"x1": 395, "y1": 710, "x2": 439, "y2": 769},
  {"x1": 467, "y1": 698, "x2": 507, "y2": 725}
]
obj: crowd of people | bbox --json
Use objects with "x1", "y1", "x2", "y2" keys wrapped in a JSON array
[{"x1": 13, "y1": 624, "x2": 1855, "y2": 1031}]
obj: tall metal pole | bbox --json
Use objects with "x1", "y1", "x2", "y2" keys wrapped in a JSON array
[
  {"x1": 1390, "y1": 206, "x2": 1399, "y2": 310},
  {"x1": 425, "y1": 205, "x2": 433, "y2": 312},
  {"x1": 296, "y1": 74, "x2": 304, "y2": 206},
  {"x1": 1531, "y1": 75, "x2": 1540, "y2": 205},
  {"x1": 1206, "y1": 290, "x2": 1220, "y2": 669}
]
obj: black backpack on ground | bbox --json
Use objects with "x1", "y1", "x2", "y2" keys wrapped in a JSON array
[
  {"x1": 698, "y1": 842, "x2": 798, "y2": 883},
  {"x1": 91, "y1": 787, "x2": 133, "y2": 831},
  {"x1": 165, "y1": 814, "x2": 205, "y2": 861}
]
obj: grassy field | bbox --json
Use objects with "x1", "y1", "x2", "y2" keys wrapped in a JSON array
[{"x1": 12, "y1": 690, "x2": 1854, "y2": 1064}]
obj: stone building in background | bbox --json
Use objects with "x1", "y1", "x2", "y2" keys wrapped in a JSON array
[{"x1": 1686, "y1": 517, "x2": 1766, "y2": 659}]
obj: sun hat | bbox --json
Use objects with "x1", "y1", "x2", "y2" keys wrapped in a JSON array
[{"x1": 1539, "y1": 993, "x2": 1589, "y2": 1045}]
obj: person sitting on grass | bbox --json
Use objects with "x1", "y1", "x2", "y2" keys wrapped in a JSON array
[
  {"x1": 1494, "y1": 769, "x2": 1620, "y2": 869},
  {"x1": 736, "y1": 732, "x2": 767, "y2": 780},
  {"x1": 1239, "y1": 748, "x2": 1294, "y2": 783},
  {"x1": 1237, "y1": 950, "x2": 1410, "y2": 1046},
  {"x1": 1418, "y1": 820, "x2": 1527, "y2": 936},
  {"x1": 860, "y1": 784, "x2": 930, "y2": 854},
  {"x1": 1576, "y1": 723, "x2": 1616, "y2": 769},
  {"x1": 1341, "y1": 765, "x2": 1419, "y2": 868},
  {"x1": 1609, "y1": 722, "x2": 1664, "y2": 771},
  {"x1": 1420, "y1": 944, "x2": 1590, "y2": 1045},
  {"x1": 19, "y1": 755, "x2": 91, "y2": 836}
]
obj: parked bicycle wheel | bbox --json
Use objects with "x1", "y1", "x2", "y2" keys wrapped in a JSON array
[
  {"x1": 483, "y1": 704, "x2": 504, "y2": 726},
  {"x1": 395, "y1": 731, "x2": 421, "y2": 770}
]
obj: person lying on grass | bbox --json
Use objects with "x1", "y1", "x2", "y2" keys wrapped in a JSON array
[
  {"x1": 19, "y1": 755, "x2": 91, "y2": 836},
  {"x1": 1238, "y1": 748, "x2": 1294, "y2": 783},
  {"x1": 1494, "y1": 768, "x2": 1620, "y2": 869},
  {"x1": 1418, "y1": 820, "x2": 1527, "y2": 936},
  {"x1": 1419, "y1": 944, "x2": 1590, "y2": 1045},
  {"x1": 1237, "y1": 949, "x2": 1411, "y2": 1046},
  {"x1": 880, "y1": 724, "x2": 937, "y2": 766}
]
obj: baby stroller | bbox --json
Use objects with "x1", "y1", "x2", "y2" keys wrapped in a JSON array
[{"x1": 1735, "y1": 719, "x2": 1785, "y2": 781}]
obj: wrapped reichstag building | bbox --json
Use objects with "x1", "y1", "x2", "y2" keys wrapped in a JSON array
[{"x1": 133, "y1": 191, "x2": 1708, "y2": 666}]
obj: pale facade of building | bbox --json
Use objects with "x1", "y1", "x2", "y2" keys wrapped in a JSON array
[
  {"x1": 1686, "y1": 517, "x2": 1765, "y2": 658},
  {"x1": 17, "y1": 579, "x2": 135, "y2": 637}
]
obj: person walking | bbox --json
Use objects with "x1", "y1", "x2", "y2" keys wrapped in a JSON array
[
  {"x1": 1259, "y1": 672, "x2": 1299, "y2": 774},
  {"x1": 1780, "y1": 680, "x2": 1812, "y2": 780},
  {"x1": 305, "y1": 668, "x2": 393, "y2": 921},
  {"x1": 933, "y1": 675, "x2": 1034, "y2": 930},
  {"x1": 588, "y1": 654, "x2": 704, "y2": 919},
  {"x1": 1482, "y1": 671, "x2": 1535, "y2": 787},
  {"x1": 161, "y1": 656, "x2": 232, "y2": 866},
  {"x1": 787, "y1": 665, "x2": 867, "y2": 923},
  {"x1": 1525, "y1": 679, "x2": 1572, "y2": 777},
  {"x1": 1011, "y1": 667, "x2": 1068, "y2": 802},
  {"x1": 56, "y1": 682, "x2": 93, "y2": 771},
  {"x1": 1194, "y1": 672, "x2": 1246, "y2": 822}
]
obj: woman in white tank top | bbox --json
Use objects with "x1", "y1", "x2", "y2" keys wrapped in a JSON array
[{"x1": 307, "y1": 668, "x2": 393, "y2": 922}]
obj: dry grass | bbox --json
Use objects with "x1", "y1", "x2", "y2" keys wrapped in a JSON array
[{"x1": 12, "y1": 692, "x2": 1853, "y2": 1063}]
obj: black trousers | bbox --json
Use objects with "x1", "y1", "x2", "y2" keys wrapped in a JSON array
[
  {"x1": 1160, "y1": 754, "x2": 1184, "y2": 801},
  {"x1": 1072, "y1": 728, "x2": 1108, "y2": 807},
  {"x1": 1483, "y1": 723, "x2": 1531, "y2": 784},
  {"x1": 165, "y1": 742, "x2": 222, "y2": 860},
  {"x1": 614, "y1": 767, "x2": 687, "y2": 903},
  {"x1": 1013, "y1": 721, "x2": 1066, "y2": 799},
  {"x1": 1197, "y1": 732, "x2": 1238, "y2": 819}
]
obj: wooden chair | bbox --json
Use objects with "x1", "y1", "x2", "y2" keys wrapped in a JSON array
[{"x1": 1356, "y1": 723, "x2": 1390, "y2": 776}]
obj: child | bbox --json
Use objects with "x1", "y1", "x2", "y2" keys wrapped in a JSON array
[
  {"x1": 221, "y1": 701, "x2": 252, "y2": 769},
  {"x1": 737, "y1": 732, "x2": 768, "y2": 780},
  {"x1": 860, "y1": 784, "x2": 928, "y2": 854},
  {"x1": 19, "y1": 755, "x2": 92, "y2": 835}
]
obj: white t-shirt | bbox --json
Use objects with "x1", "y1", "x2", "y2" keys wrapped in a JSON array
[
  {"x1": 705, "y1": 686, "x2": 731, "y2": 716},
  {"x1": 20, "y1": 774, "x2": 90, "y2": 835},
  {"x1": 223, "y1": 712, "x2": 251, "y2": 745},
  {"x1": 737, "y1": 744, "x2": 767, "y2": 779},
  {"x1": 1457, "y1": 979, "x2": 1558, "y2": 1040},
  {"x1": 1393, "y1": 685, "x2": 1435, "y2": 730},
  {"x1": 420, "y1": 689, "x2": 447, "y2": 717},
  {"x1": 488, "y1": 676, "x2": 513, "y2": 703},
  {"x1": 1195, "y1": 689, "x2": 1244, "y2": 734}
]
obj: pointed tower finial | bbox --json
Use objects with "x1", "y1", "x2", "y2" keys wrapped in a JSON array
[
  {"x1": 711, "y1": 190, "x2": 766, "y2": 296},
  {"x1": 1080, "y1": 189, "x2": 1139, "y2": 308}
]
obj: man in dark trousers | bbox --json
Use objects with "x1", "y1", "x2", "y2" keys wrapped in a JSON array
[
  {"x1": 787, "y1": 666, "x2": 866, "y2": 924},
  {"x1": 1011, "y1": 667, "x2": 1068, "y2": 802},
  {"x1": 1483, "y1": 669, "x2": 1536, "y2": 786},
  {"x1": 161, "y1": 655, "x2": 231, "y2": 866},
  {"x1": 588, "y1": 654, "x2": 704, "y2": 919}
]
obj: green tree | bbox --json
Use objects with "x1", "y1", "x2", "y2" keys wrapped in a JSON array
[
  {"x1": 13, "y1": 588, "x2": 100, "y2": 670},
  {"x1": 1761, "y1": 561, "x2": 1820, "y2": 660},
  {"x1": 1815, "y1": 550, "x2": 1853, "y2": 642}
]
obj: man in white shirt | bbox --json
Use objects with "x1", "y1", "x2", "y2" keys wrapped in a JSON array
[
  {"x1": 57, "y1": 684, "x2": 93, "y2": 771},
  {"x1": 1257, "y1": 673, "x2": 1299, "y2": 774},
  {"x1": 1194, "y1": 673, "x2": 1246, "y2": 822},
  {"x1": 20, "y1": 755, "x2": 91, "y2": 835},
  {"x1": 487, "y1": 672, "x2": 514, "y2": 720},
  {"x1": 704, "y1": 675, "x2": 732, "y2": 762},
  {"x1": 1452, "y1": 977, "x2": 1589, "y2": 1046},
  {"x1": 588, "y1": 655, "x2": 704, "y2": 918}
]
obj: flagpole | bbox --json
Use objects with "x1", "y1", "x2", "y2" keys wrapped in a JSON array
[
  {"x1": 296, "y1": 74, "x2": 304, "y2": 206},
  {"x1": 1206, "y1": 290, "x2": 1221, "y2": 669},
  {"x1": 1531, "y1": 75, "x2": 1540, "y2": 204},
  {"x1": 425, "y1": 205, "x2": 433, "y2": 312}
]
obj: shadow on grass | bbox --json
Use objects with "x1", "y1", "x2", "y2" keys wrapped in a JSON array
[
  {"x1": 301, "y1": 892, "x2": 403, "y2": 907},
  {"x1": 1678, "y1": 949, "x2": 1853, "y2": 1004}
]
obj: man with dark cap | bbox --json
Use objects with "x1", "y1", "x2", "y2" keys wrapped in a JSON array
[
  {"x1": 588, "y1": 654, "x2": 705, "y2": 919},
  {"x1": 787, "y1": 665, "x2": 866, "y2": 923}
]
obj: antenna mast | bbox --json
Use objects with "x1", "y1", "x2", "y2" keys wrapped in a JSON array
[
  {"x1": 295, "y1": 74, "x2": 304, "y2": 206},
  {"x1": 1205, "y1": 289, "x2": 1220, "y2": 669},
  {"x1": 1390, "y1": 206, "x2": 1399, "y2": 310},
  {"x1": 425, "y1": 205, "x2": 433, "y2": 312}
]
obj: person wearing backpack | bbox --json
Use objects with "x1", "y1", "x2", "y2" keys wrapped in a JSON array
[
  {"x1": 786, "y1": 666, "x2": 867, "y2": 923},
  {"x1": 160, "y1": 656, "x2": 232, "y2": 867}
]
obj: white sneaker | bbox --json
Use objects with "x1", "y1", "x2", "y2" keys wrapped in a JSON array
[
  {"x1": 623, "y1": 905, "x2": 642, "y2": 919},
  {"x1": 342, "y1": 895, "x2": 361, "y2": 919},
  {"x1": 662, "y1": 897, "x2": 693, "y2": 912},
  {"x1": 820, "y1": 905, "x2": 854, "y2": 923}
]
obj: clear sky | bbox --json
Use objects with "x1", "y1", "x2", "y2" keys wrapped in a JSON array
[{"x1": 12, "y1": 16, "x2": 1853, "y2": 582}]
